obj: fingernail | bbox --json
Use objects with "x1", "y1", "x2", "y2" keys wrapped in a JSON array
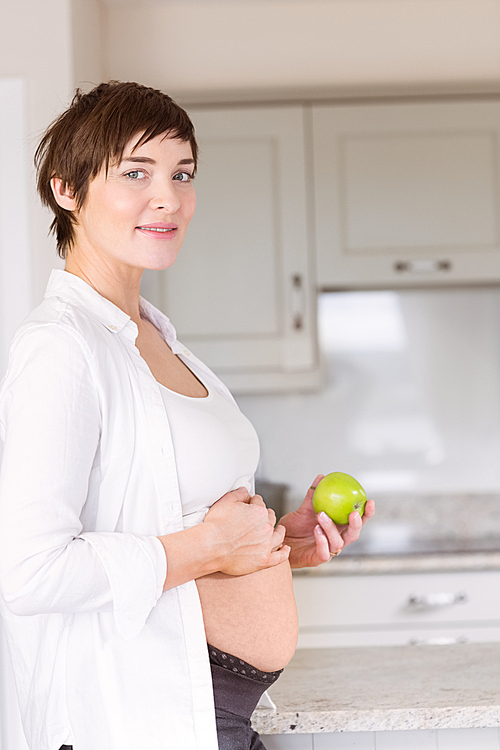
[
  {"x1": 315, "y1": 524, "x2": 324, "y2": 535},
  {"x1": 319, "y1": 512, "x2": 330, "y2": 523}
]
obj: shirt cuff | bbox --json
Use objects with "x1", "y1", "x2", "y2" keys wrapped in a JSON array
[
  {"x1": 77, "y1": 532, "x2": 166, "y2": 640},
  {"x1": 141, "y1": 535, "x2": 167, "y2": 601}
]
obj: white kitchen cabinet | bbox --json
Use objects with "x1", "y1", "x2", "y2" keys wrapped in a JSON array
[
  {"x1": 293, "y1": 569, "x2": 500, "y2": 648},
  {"x1": 312, "y1": 99, "x2": 500, "y2": 289},
  {"x1": 141, "y1": 97, "x2": 500, "y2": 391},
  {"x1": 143, "y1": 105, "x2": 321, "y2": 394}
]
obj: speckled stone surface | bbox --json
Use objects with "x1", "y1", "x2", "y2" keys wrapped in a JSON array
[
  {"x1": 291, "y1": 492, "x2": 500, "y2": 577},
  {"x1": 361, "y1": 494, "x2": 500, "y2": 541},
  {"x1": 251, "y1": 643, "x2": 500, "y2": 735},
  {"x1": 293, "y1": 550, "x2": 500, "y2": 577}
]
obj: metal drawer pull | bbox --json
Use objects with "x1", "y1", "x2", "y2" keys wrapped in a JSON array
[
  {"x1": 394, "y1": 259, "x2": 452, "y2": 274},
  {"x1": 291, "y1": 274, "x2": 304, "y2": 330},
  {"x1": 409, "y1": 636, "x2": 468, "y2": 646},
  {"x1": 408, "y1": 591, "x2": 469, "y2": 609}
]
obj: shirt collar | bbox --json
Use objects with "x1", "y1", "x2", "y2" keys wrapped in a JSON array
[{"x1": 44, "y1": 269, "x2": 178, "y2": 346}]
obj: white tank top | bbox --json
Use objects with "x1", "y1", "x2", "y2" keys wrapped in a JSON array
[{"x1": 157, "y1": 359, "x2": 260, "y2": 530}]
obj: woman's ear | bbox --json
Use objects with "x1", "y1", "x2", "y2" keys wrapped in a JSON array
[{"x1": 50, "y1": 177, "x2": 77, "y2": 211}]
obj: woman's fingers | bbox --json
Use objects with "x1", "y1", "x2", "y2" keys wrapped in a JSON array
[
  {"x1": 314, "y1": 523, "x2": 333, "y2": 562},
  {"x1": 217, "y1": 486, "x2": 251, "y2": 504},
  {"x1": 248, "y1": 494, "x2": 277, "y2": 526},
  {"x1": 309, "y1": 474, "x2": 324, "y2": 492},
  {"x1": 316, "y1": 512, "x2": 344, "y2": 555},
  {"x1": 340, "y1": 510, "x2": 363, "y2": 547},
  {"x1": 316, "y1": 497, "x2": 375, "y2": 553},
  {"x1": 306, "y1": 475, "x2": 324, "y2": 503},
  {"x1": 267, "y1": 507, "x2": 277, "y2": 526},
  {"x1": 361, "y1": 498, "x2": 376, "y2": 525},
  {"x1": 265, "y1": 524, "x2": 289, "y2": 567},
  {"x1": 268, "y1": 544, "x2": 291, "y2": 566},
  {"x1": 271, "y1": 523, "x2": 286, "y2": 550},
  {"x1": 249, "y1": 493, "x2": 265, "y2": 506}
]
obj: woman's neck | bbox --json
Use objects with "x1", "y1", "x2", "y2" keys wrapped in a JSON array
[{"x1": 64, "y1": 252, "x2": 144, "y2": 326}]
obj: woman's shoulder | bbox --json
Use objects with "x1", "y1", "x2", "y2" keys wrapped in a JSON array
[
  {"x1": 0, "y1": 296, "x2": 127, "y2": 411},
  {"x1": 9, "y1": 295, "x2": 114, "y2": 358}
]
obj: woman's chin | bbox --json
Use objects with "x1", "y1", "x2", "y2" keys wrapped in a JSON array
[{"x1": 144, "y1": 253, "x2": 180, "y2": 272}]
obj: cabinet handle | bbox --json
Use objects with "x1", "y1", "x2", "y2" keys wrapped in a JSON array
[
  {"x1": 291, "y1": 274, "x2": 305, "y2": 330},
  {"x1": 409, "y1": 636, "x2": 468, "y2": 646},
  {"x1": 407, "y1": 591, "x2": 468, "y2": 609},
  {"x1": 394, "y1": 259, "x2": 452, "y2": 274}
]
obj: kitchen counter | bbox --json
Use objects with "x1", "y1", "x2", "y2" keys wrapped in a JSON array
[
  {"x1": 251, "y1": 643, "x2": 500, "y2": 735},
  {"x1": 293, "y1": 548, "x2": 500, "y2": 576},
  {"x1": 290, "y1": 492, "x2": 500, "y2": 576}
]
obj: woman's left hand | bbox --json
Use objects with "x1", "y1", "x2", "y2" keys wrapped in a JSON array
[{"x1": 277, "y1": 474, "x2": 375, "y2": 569}]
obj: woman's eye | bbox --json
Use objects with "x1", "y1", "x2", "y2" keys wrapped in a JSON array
[
  {"x1": 173, "y1": 171, "x2": 193, "y2": 182},
  {"x1": 125, "y1": 170, "x2": 146, "y2": 180}
]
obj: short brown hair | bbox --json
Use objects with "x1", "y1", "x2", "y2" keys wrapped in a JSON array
[{"x1": 35, "y1": 80, "x2": 198, "y2": 259}]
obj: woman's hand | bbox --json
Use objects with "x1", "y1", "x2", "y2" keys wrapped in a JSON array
[
  {"x1": 159, "y1": 487, "x2": 289, "y2": 591},
  {"x1": 278, "y1": 474, "x2": 375, "y2": 569},
  {"x1": 203, "y1": 487, "x2": 290, "y2": 576}
]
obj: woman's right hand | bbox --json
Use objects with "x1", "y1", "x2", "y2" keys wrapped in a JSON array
[{"x1": 203, "y1": 487, "x2": 290, "y2": 576}]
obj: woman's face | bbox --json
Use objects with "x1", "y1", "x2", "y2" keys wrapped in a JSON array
[{"x1": 70, "y1": 133, "x2": 196, "y2": 272}]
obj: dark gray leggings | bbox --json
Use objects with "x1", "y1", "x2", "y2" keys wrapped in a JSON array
[
  {"x1": 213, "y1": 707, "x2": 267, "y2": 750},
  {"x1": 208, "y1": 643, "x2": 282, "y2": 750}
]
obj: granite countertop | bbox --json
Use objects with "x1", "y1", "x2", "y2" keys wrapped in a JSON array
[
  {"x1": 251, "y1": 643, "x2": 500, "y2": 735},
  {"x1": 293, "y1": 493, "x2": 500, "y2": 576},
  {"x1": 293, "y1": 549, "x2": 500, "y2": 576}
]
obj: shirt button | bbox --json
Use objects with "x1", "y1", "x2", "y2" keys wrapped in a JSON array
[
  {"x1": 183, "y1": 349, "x2": 190, "y2": 357},
  {"x1": 109, "y1": 325, "x2": 118, "y2": 331}
]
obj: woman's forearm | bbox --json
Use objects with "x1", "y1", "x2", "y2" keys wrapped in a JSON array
[{"x1": 157, "y1": 523, "x2": 223, "y2": 591}]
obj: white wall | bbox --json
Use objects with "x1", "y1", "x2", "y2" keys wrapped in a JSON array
[
  {"x1": 237, "y1": 287, "x2": 500, "y2": 505},
  {"x1": 72, "y1": 0, "x2": 104, "y2": 93},
  {"x1": 0, "y1": 0, "x2": 103, "y2": 309},
  {"x1": 0, "y1": 80, "x2": 32, "y2": 379},
  {"x1": 0, "y1": 0, "x2": 72, "y2": 306},
  {"x1": 104, "y1": 0, "x2": 500, "y2": 100}
]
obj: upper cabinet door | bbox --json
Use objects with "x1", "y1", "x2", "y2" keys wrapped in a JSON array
[
  {"x1": 312, "y1": 100, "x2": 500, "y2": 288},
  {"x1": 150, "y1": 105, "x2": 320, "y2": 393}
]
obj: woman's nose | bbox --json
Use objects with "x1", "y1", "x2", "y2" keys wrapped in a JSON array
[{"x1": 150, "y1": 179, "x2": 181, "y2": 214}]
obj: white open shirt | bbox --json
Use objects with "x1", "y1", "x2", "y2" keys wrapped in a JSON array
[{"x1": 0, "y1": 269, "x2": 253, "y2": 750}]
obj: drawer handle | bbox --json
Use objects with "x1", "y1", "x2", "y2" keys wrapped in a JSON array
[
  {"x1": 394, "y1": 259, "x2": 452, "y2": 274},
  {"x1": 291, "y1": 274, "x2": 305, "y2": 330},
  {"x1": 408, "y1": 591, "x2": 469, "y2": 609},
  {"x1": 409, "y1": 636, "x2": 468, "y2": 646}
]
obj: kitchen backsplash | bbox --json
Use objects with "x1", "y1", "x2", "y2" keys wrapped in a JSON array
[{"x1": 236, "y1": 286, "x2": 500, "y2": 509}]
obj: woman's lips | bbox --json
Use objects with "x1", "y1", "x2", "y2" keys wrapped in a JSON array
[{"x1": 136, "y1": 223, "x2": 178, "y2": 239}]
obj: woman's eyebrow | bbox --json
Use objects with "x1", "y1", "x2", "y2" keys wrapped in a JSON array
[
  {"x1": 120, "y1": 156, "x2": 195, "y2": 165},
  {"x1": 121, "y1": 156, "x2": 156, "y2": 165}
]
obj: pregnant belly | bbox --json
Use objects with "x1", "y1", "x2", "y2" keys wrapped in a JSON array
[{"x1": 196, "y1": 561, "x2": 298, "y2": 673}]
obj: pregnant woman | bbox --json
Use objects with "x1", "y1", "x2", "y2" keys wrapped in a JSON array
[{"x1": 0, "y1": 81, "x2": 374, "y2": 750}]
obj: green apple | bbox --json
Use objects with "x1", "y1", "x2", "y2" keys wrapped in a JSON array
[{"x1": 312, "y1": 472, "x2": 367, "y2": 525}]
